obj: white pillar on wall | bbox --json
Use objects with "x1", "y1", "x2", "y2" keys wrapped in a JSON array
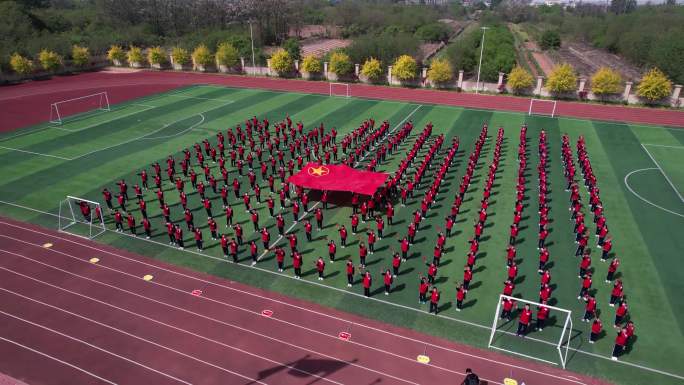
[
  {"x1": 240, "y1": 57, "x2": 245, "y2": 69},
  {"x1": 671, "y1": 84, "x2": 682, "y2": 107},
  {"x1": 457, "y1": 70, "x2": 464, "y2": 89},
  {"x1": 422, "y1": 67, "x2": 428, "y2": 79},
  {"x1": 497, "y1": 72, "x2": 504, "y2": 87},
  {"x1": 535, "y1": 76, "x2": 544, "y2": 95},
  {"x1": 266, "y1": 59, "x2": 272, "y2": 76},
  {"x1": 388, "y1": 65, "x2": 393, "y2": 84},
  {"x1": 324, "y1": 62, "x2": 329, "y2": 78},
  {"x1": 355, "y1": 63, "x2": 360, "y2": 77},
  {"x1": 578, "y1": 77, "x2": 587, "y2": 93},
  {"x1": 623, "y1": 81, "x2": 633, "y2": 101},
  {"x1": 294, "y1": 60, "x2": 299, "y2": 71}
]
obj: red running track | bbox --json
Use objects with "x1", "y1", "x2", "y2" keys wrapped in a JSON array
[
  {"x1": 0, "y1": 217, "x2": 612, "y2": 385},
  {"x1": 0, "y1": 69, "x2": 683, "y2": 132}
]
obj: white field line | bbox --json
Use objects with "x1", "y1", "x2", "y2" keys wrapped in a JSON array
[
  {"x1": 640, "y1": 144, "x2": 684, "y2": 203},
  {"x1": 0, "y1": 145, "x2": 72, "y2": 161},
  {"x1": 142, "y1": 113, "x2": 205, "y2": 140},
  {"x1": 0, "y1": 336, "x2": 118, "y2": 385},
  {"x1": 167, "y1": 95, "x2": 234, "y2": 102},
  {"x1": 0, "y1": 252, "x2": 411, "y2": 385},
  {"x1": 0, "y1": 309, "x2": 191, "y2": 384},
  {"x1": 51, "y1": 105, "x2": 156, "y2": 133},
  {"x1": 1, "y1": 203, "x2": 684, "y2": 381},
  {"x1": 624, "y1": 168, "x2": 684, "y2": 218},
  {"x1": 642, "y1": 143, "x2": 684, "y2": 150},
  {"x1": 0, "y1": 287, "x2": 266, "y2": 385},
  {"x1": 70, "y1": 100, "x2": 232, "y2": 160}
]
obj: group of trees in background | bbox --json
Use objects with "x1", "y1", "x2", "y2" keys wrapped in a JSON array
[
  {"x1": 445, "y1": 24, "x2": 516, "y2": 82},
  {"x1": 494, "y1": 1, "x2": 684, "y2": 84}
]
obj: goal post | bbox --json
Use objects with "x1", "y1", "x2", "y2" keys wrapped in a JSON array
[
  {"x1": 50, "y1": 92, "x2": 111, "y2": 125},
  {"x1": 528, "y1": 98, "x2": 557, "y2": 118},
  {"x1": 58, "y1": 196, "x2": 106, "y2": 239},
  {"x1": 329, "y1": 82, "x2": 350, "y2": 98},
  {"x1": 488, "y1": 294, "x2": 573, "y2": 369}
]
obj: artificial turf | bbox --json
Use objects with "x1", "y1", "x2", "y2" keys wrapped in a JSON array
[{"x1": 0, "y1": 84, "x2": 682, "y2": 385}]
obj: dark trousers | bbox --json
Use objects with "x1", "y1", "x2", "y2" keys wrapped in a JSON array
[
  {"x1": 420, "y1": 293, "x2": 427, "y2": 303},
  {"x1": 196, "y1": 240, "x2": 203, "y2": 251},
  {"x1": 392, "y1": 266, "x2": 399, "y2": 276},
  {"x1": 537, "y1": 318, "x2": 545, "y2": 330},
  {"x1": 456, "y1": 299, "x2": 463, "y2": 309},
  {"x1": 429, "y1": 302, "x2": 438, "y2": 314},
  {"x1": 144, "y1": 227, "x2": 151, "y2": 238},
  {"x1": 364, "y1": 287, "x2": 370, "y2": 297},
  {"x1": 516, "y1": 322, "x2": 528, "y2": 336},
  {"x1": 590, "y1": 332, "x2": 599, "y2": 342},
  {"x1": 612, "y1": 344, "x2": 624, "y2": 358},
  {"x1": 347, "y1": 274, "x2": 353, "y2": 285},
  {"x1": 294, "y1": 267, "x2": 301, "y2": 277}
]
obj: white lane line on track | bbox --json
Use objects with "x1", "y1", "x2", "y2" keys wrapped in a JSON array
[
  {"x1": 0, "y1": 210, "x2": 683, "y2": 382},
  {"x1": 0, "y1": 336, "x2": 118, "y2": 385},
  {"x1": 0, "y1": 263, "x2": 342, "y2": 385},
  {"x1": 0, "y1": 285, "x2": 266, "y2": 385},
  {"x1": 0, "y1": 231, "x2": 584, "y2": 385},
  {"x1": 0, "y1": 248, "x2": 415, "y2": 385},
  {"x1": 0, "y1": 308, "x2": 191, "y2": 384}
]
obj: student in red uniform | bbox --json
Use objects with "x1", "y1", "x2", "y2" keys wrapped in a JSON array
[
  {"x1": 538, "y1": 247, "x2": 549, "y2": 273},
  {"x1": 346, "y1": 259, "x2": 355, "y2": 287},
  {"x1": 391, "y1": 253, "x2": 401, "y2": 277},
  {"x1": 362, "y1": 271, "x2": 372, "y2": 297},
  {"x1": 220, "y1": 234, "x2": 229, "y2": 259},
  {"x1": 315, "y1": 257, "x2": 325, "y2": 280},
  {"x1": 610, "y1": 280, "x2": 624, "y2": 306},
  {"x1": 358, "y1": 242, "x2": 368, "y2": 268},
  {"x1": 612, "y1": 327, "x2": 629, "y2": 360},
  {"x1": 304, "y1": 220, "x2": 313, "y2": 241},
  {"x1": 127, "y1": 213, "x2": 136, "y2": 236},
  {"x1": 579, "y1": 253, "x2": 591, "y2": 278},
  {"x1": 456, "y1": 283, "x2": 466, "y2": 311},
  {"x1": 327, "y1": 240, "x2": 337, "y2": 262},
  {"x1": 463, "y1": 266, "x2": 473, "y2": 291},
  {"x1": 601, "y1": 237, "x2": 613, "y2": 261},
  {"x1": 501, "y1": 298, "x2": 515, "y2": 320},
  {"x1": 426, "y1": 262, "x2": 438, "y2": 284},
  {"x1": 208, "y1": 217, "x2": 218, "y2": 240},
  {"x1": 429, "y1": 287, "x2": 440, "y2": 314},
  {"x1": 102, "y1": 188, "x2": 113, "y2": 211},
  {"x1": 315, "y1": 208, "x2": 324, "y2": 230},
  {"x1": 517, "y1": 304, "x2": 533, "y2": 336},
  {"x1": 615, "y1": 299, "x2": 628, "y2": 328},
  {"x1": 249, "y1": 241, "x2": 258, "y2": 266},
  {"x1": 339, "y1": 225, "x2": 348, "y2": 248},
  {"x1": 383, "y1": 269, "x2": 393, "y2": 295},
  {"x1": 274, "y1": 246, "x2": 285, "y2": 272},
  {"x1": 233, "y1": 223, "x2": 243, "y2": 245},
  {"x1": 606, "y1": 257, "x2": 620, "y2": 283},
  {"x1": 229, "y1": 238, "x2": 238, "y2": 262},
  {"x1": 583, "y1": 295, "x2": 597, "y2": 322},
  {"x1": 536, "y1": 303, "x2": 550, "y2": 331},
  {"x1": 194, "y1": 228, "x2": 203, "y2": 251},
  {"x1": 174, "y1": 225, "x2": 184, "y2": 249},
  {"x1": 292, "y1": 251, "x2": 303, "y2": 279},
  {"x1": 419, "y1": 277, "x2": 429, "y2": 304},
  {"x1": 590, "y1": 318, "x2": 603, "y2": 344},
  {"x1": 578, "y1": 272, "x2": 592, "y2": 300}
]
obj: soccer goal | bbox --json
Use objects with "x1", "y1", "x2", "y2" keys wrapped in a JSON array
[
  {"x1": 50, "y1": 92, "x2": 111, "y2": 125},
  {"x1": 329, "y1": 82, "x2": 351, "y2": 98},
  {"x1": 528, "y1": 98, "x2": 557, "y2": 118},
  {"x1": 58, "y1": 196, "x2": 106, "y2": 239},
  {"x1": 488, "y1": 294, "x2": 573, "y2": 368}
]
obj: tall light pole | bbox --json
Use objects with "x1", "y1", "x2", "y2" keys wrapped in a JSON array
[
  {"x1": 475, "y1": 26, "x2": 489, "y2": 94},
  {"x1": 248, "y1": 20, "x2": 256, "y2": 68}
]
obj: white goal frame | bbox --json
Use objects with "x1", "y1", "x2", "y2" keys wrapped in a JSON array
[
  {"x1": 50, "y1": 92, "x2": 111, "y2": 125},
  {"x1": 58, "y1": 196, "x2": 106, "y2": 239},
  {"x1": 528, "y1": 98, "x2": 557, "y2": 118},
  {"x1": 329, "y1": 82, "x2": 350, "y2": 98},
  {"x1": 488, "y1": 294, "x2": 573, "y2": 369}
]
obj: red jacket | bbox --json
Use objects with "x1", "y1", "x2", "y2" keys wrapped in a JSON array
[
  {"x1": 591, "y1": 319, "x2": 603, "y2": 334},
  {"x1": 519, "y1": 309, "x2": 532, "y2": 325}
]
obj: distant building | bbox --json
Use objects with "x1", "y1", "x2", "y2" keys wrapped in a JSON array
[{"x1": 403, "y1": 0, "x2": 451, "y2": 5}]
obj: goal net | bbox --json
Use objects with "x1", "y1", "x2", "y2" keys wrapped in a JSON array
[
  {"x1": 488, "y1": 294, "x2": 573, "y2": 368},
  {"x1": 329, "y1": 82, "x2": 350, "y2": 98},
  {"x1": 50, "y1": 92, "x2": 111, "y2": 125},
  {"x1": 528, "y1": 98, "x2": 557, "y2": 118},
  {"x1": 58, "y1": 196, "x2": 106, "y2": 239}
]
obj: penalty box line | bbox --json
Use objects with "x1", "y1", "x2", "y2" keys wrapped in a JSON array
[{"x1": 641, "y1": 144, "x2": 684, "y2": 203}]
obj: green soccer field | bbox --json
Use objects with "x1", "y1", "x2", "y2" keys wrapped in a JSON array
[{"x1": 1, "y1": 85, "x2": 682, "y2": 385}]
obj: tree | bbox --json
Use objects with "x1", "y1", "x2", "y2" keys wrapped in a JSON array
[
  {"x1": 71, "y1": 45, "x2": 90, "y2": 68},
  {"x1": 591, "y1": 67, "x2": 622, "y2": 95},
  {"x1": 329, "y1": 51, "x2": 353, "y2": 76},
  {"x1": 415, "y1": 23, "x2": 450, "y2": 42},
  {"x1": 107, "y1": 45, "x2": 126, "y2": 63},
  {"x1": 192, "y1": 44, "x2": 213, "y2": 67},
  {"x1": 9, "y1": 53, "x2": 32, "y2": 75},
  {"x1": 269, "y1": 49, "x2": 293, "y2": 74},
  {"x1": 539, "y1": 30, "x2": 561, "y2": 50},
  {"x1": 427, "y1": 58, "x2": 453, "y2": 84},
  {"x1": 147, "y1": 46, "x2": 167, "y2": 66},
  {"x1": 507, "y1": 66, "x2": 534, "y2": 94},
  {"x1": 637, "y1": 68, "x2": 673, "y2": 102},
  {"x1": 301, "y1": 55, "x2": 322, "y2": 73},
  {"x1": 171, "y1": 47, "x2": 191, "y2": 65},
  {"x1": 216, "y1": 42, "x2": 239, "y2": 67},
  {"x1": 127, "y1": 46, "x2": 144, "y2": 64},
  {"x1": 546, "y1": 63, "x2": 578, "y2": 94},
  {"x1": 282, "y1": 38, "x2": 301, "y2": 62},
  {"x1": 392, "y1": 55, "x2": 417, "y2": 81},
  {"x1": 38, "y1": 49, "x2": 62, "y2": 72},
  {"x1": 361, "y1": 58, "x2": 383, "y2": 81}
]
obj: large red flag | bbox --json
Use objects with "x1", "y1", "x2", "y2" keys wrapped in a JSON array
[{"x1": 287, "y1": 162, "x2": 389, "y2": 196}]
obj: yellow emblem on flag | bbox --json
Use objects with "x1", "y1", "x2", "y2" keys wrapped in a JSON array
[
  {"x1": 142, "y1": 274, "x2": 154, "y2": 281},
  {"x1": 504, "y1": 378, "x2": 518, "y2": 385},
  {"x1": 307, "y1": 165, "x2": 330, "y2": 177}
]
